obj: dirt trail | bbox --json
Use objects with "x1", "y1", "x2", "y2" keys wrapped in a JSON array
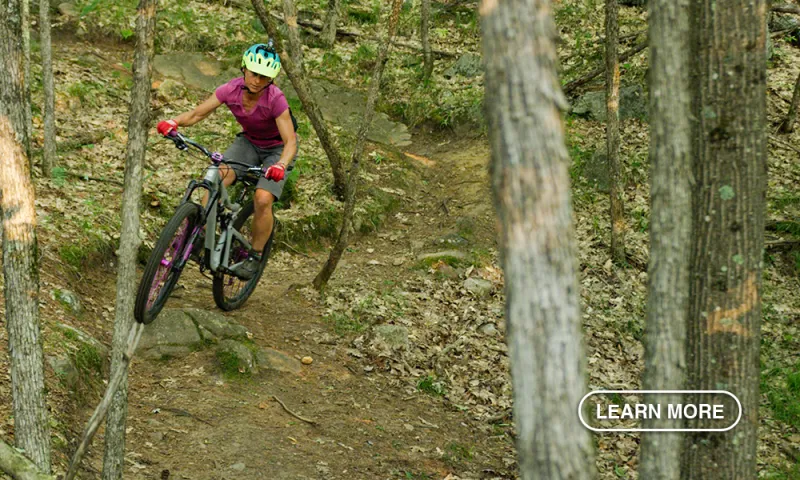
[{"x1": 79, "y1": 136, "x2": 509, "y2": 479}]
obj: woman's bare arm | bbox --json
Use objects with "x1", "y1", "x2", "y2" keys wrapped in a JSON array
[{"x1": 172, "y1": 94, "x2": 222, "y2": 127}]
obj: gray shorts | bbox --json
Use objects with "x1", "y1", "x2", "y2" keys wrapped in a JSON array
[{"x1": 223, "y1": 135, "x2": 296, "y2": 200}]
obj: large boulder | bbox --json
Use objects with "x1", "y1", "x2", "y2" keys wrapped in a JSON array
[
  {"x1": 255, "y1": 348, "x2": 302, "y2": 375},
  {"x1": 571, "y1": 84, "x2": 648, "y2": 122},
  {"x1": 137, "y1": 309, "x2": 202, "y2": 359},
  {"x1": 464, "y1": 277, "x2": 493, "y2": 298},
  {"x1": 56, "y1": 324, "x2": 109, "y2": 363},
  {"x1": 184, "y1": 308, "x2": 248, "y2": 342},
  {"x1": 217, "y1": 340, "x2": 257, "y2": 374},
  {"x1": 443, "y1": 53, "x2": 483, "y2": 79},
  {"x1": 581, "y1": 149, "x2": 612, "y2": 193}
]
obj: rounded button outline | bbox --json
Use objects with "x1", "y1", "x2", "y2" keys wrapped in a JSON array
[{"x1": 578, "y1": 390, "x2": 742, "y2": 432}]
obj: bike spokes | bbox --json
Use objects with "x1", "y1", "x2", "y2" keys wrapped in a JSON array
[{"x1": 146, "y1": 217, "x2": 190, "y2": 310}]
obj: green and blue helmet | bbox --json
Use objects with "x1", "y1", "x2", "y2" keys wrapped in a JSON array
[{"x1": 242, "y1": 43, "x2": 281, "y2": 78}]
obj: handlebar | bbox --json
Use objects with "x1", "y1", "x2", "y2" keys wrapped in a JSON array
[{"x1": 167, "y1": 132, "x2": 265, "y2": 175}]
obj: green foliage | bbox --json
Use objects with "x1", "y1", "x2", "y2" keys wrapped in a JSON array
[
  {"x1": 325, "y1": 311, "x2": 367, "y2": 335},
  {"x1": 417, "y1": 375, "x2": 446, "y2": 396},
  {"x1": 763, "y1": 362, "x2": 800, "y2": 430},
  {"x1": 66, "y1": 81, "x2": 106, "y2": 107},
  {"x1": 72, "y1": 343, "x2": 103, "y2": 376},
  {"x1": 215, "y1": 350, "x2": 250, "y2": 378},
  {"x1": 352, "y1": 44, "x2": 378, "y2": 71}
]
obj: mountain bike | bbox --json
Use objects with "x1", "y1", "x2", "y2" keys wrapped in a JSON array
[{"x1": 134, "y1": 132, "x2": 280, "y2": 324}]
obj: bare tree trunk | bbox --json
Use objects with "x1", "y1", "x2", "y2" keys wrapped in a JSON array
[
  {"x1": 779, "y1": 70, "x2": 800, "y2": 133},
  {"x1": 22, "y1": 0, "x2": 33, "y2": 162},
  {"x1": 606, "y1": 0, "x2": 625, "y2": 264},
  {"x1": 638, "y1": 0, "x2": 691, "y2": 476},
  {"x1": 40, "y1": 0, "x2": 56, "y2": 176},
  {"x1": 321, "y1": 0, "x2": 339, "y2": 48},
  {"x1": 421, "y1": 0, "x2": 433, "y2": 81},
  {"x1": 0, "y1": 437, "x2": 55, "y2": 479},
  {"x1": 1, "y1": 0, "x2": 31, "y2": 150},
  {"x1": 0, "y1": 122, "x2": 51, "y2": 475},
  {"x1": 252, "y1": 0, "x2": 347, "y2": 199},
  {"x1": 481, "y1": 1, "x2": 596, "y2": 478},
  {"x1": 682, "y1": 0, "x2": 768, "y2": 478},
  {"x1": 282, "y1": 0, "x2": 304, "y2": 67},
  {"x1": 0, "y1": 1, "x2": 50, "y2": 473},
  {"x1": 101, "y1": 1, "x2": 157, "y2": 479},
  {"x1": 312, "y1": 0, "x2": 405, "y2": 290}
]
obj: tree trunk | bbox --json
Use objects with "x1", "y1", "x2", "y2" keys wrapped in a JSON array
[
  {"x1": 100, "y1": 2, "x2": 157, "y2": 480},
  {"x1": 312, "y1": 0, "x2": 404, "y2": 290},
  {"x1": 682, "y1": 0, "x2": 768, "y2": 478},
  {"x1": 779, "y1": 70, "x2": 800, "y2": 133},
  {"x1": 638, "y1": 0, "x2": 691, "y2": 476},
  {"x1": 40, "y1": 0, "x2": 56, "y2": 176},
  {"x1": 1, "y1": 0, "x2": 31, "y2": 150},
  {"x1": 0, "y1": 121, "x2": 51, "y2": 475},
  {"x1": 22, "y1": 0, "x2": 33, "y2": 162},
  {"x1": 282, "y1": 0, "x2": 304, "y2": 68},
  {"x1": 481, "y1": 1, "x2": 596, "y2": 479},
  {"x1": 606, "y1": 0, "x2": 625, "y2": 264},
  {"x1": 321, "y1": 0, "x2": 339, "y2": 48},
  {"x1": 252, "y1": 0, "x2": 347, "y2": 199},
  {"x1": 0, "y1": 1, "x2": 51, "y2": 473},
  {"x1": 421, "y1": 0, "x2": 433, "y2": 81}
]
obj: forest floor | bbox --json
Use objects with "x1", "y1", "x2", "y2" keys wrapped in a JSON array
[{"x1": 2, "y1": 2, "x2": 800, "y2": 479}]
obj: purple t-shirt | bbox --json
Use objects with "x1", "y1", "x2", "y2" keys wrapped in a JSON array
[{"x1": 215, "y1": 77, "x2": 290, "y2": 148}]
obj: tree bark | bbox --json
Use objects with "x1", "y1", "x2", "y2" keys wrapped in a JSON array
[
  {"x1": 282, "y1": 0, "x2": 304, "y2": 68},
  {"x1": 101, "y1": 1, "x2": 157, "y2": 479},
  {"x1": 252, "y1": 0, "x2": 347, "y2": 199},
  {"x1": 1, "y1": 0, "x2": 31, "y2": 150},
  {"x1": 638, "y1": 0, "x2": 691, "y2": 476},
  {"x1": 421, "y1": 0, "x2": 433, "y2": 81},
  {"x1": 481, "y1": 1, "x2": 596, "y2": 479},
  {"x1": 0, "y1": 121, "x2": 51, "y2": 474},
  {"x1": 606, "y1": 0, "x2": 625, "y2": 264},
  {"x1": 40, "y1": 0, "x2": 56, "y2": 176},
  {"x1": 0, "y1": 2, "x2": 51, "y2": 473},
  {"x1": 321, "y1": 0, "x2": 339, "y2": 48},
  {"x1": 312, "y1": 0, "x2": 404, "y2": 290},
  {"x1": 22, "y1": 0, "x2": 33, "y2": 162},
  {"x1": 779, "y1": 70, "x2": 800, "y2": 133},
  {"x1": 682, "y1": 0, "x2": 768, "y2": 478}
]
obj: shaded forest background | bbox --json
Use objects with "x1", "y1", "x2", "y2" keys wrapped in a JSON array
[{"x1": 1, "y1": 0, "x2": 800, "y2": 478}]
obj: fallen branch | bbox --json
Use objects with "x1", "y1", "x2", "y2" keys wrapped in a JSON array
[
  {"x1": 765, "y1": 239, "x2": 800, "y2": 249},
  {"x1": 769, "y1": 135, "x2": 800, "y2": 154},
  {"x1": 272, "y1": 395, "x2": 318, "y2": 425},
  {"x1": 65, "y1": 323, "x2": 145, "y2": 480},
  {"x1": 773, "y1": 4, "x2": 800, "y2": 15},
  {"x1": 280, "y1": 240, "x2": 311, "y2": 258},
  {"x1": 562, "y1": 39, "x2": 648, "y2": 95},
  {"x1": 269, "y1": 11, "x2": 459, "y2": 57},
  {"x1": 0, "y1": 438, "x2": 55, "y2": 480}
]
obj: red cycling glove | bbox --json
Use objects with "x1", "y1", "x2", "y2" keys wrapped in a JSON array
[
  {"x1": 265, "y1": 163, "x2": 286, "y2": 182},
  {"x1": 157, "y1": 119, "x2": 178, "y2": 137}
]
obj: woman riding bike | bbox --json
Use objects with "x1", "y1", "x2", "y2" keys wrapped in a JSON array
[{"x1": 156, "y1": 42, "x2": 297, "y2": 281}]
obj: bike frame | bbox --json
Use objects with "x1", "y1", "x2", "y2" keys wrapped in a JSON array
[{"x1": 170, "y1": 133, "x2": 263, "y2": 276}]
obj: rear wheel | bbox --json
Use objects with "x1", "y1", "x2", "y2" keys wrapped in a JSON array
[
  {"x1": 134, "y1": 202, "x2": 201, "y2": 324},
  {"x1": 212, "y1": 201, "x2": 272, "y2": 311}
]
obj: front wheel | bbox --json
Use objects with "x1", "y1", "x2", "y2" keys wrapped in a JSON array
[
  {"x1": 134, "y1": 202, "x2": 201, "y2": 324},
  {"x1": 212, "y1": 201, "x2": 272, "y2": 311}
]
